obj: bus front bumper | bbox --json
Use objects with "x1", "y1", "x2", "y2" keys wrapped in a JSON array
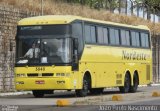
[{"x1": 15, "y1": 77, "x2": 74, "y2": 90}]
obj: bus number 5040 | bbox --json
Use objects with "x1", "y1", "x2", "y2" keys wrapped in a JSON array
[{"x1": 36, "y1": 67, "x2": 45, "y2": 71}]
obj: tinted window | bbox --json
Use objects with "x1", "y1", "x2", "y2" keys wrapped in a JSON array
[
  {"x1": 135, "y1": 32, "x2": 140, "y2": 47},
  {"x1": 141, "y1": 33, "x2": 146, "y2": 47},
  {"x1": 131, "y1": 31, "x2": 140, "y2": 47},
  {"x1": 17, "y1": 25, "x2": 69, "y2": 36},
  {"x1": 141, "y1": 33, "x2": 149, "y2": 48},
  {"x1": 72, "y1": 23, "x2": 83, "y2": 38},
  {"x1": 103, "y1": 28, "x2": 108, "y2": 44},
  {"x1": 97, "y1": 27, "x2": 104, "y2": 44},
  {"x1": 131, "y1": 31, "x2": 136, "y2": 46},
  {"x1": 115, "y1": 29, "x2": 120, "y2": 45},
  {"x1": 109, "y1": 28, "x2": 115, "y2": 44},
  {"x1": 121, "y1": 30, "x2": 126, "y2": 45},
  {"x1": 91, "y1": 26, "x2": 96, "y2": 43},
  {"x1": 85, "y1": 25, "x2": 91, "y2": 43},
  {"x1": 125, "y1": 31, "x2": 130, "y2": 46},
  {"x1": 145, "y1": 33, "x2": 149, "y2": 47},
  {"x1": 72, "y1": 22, "x2": 83, "y2": 54},
  {"x1": 109, "y1": 28, "x2": 120, "y2": 45},
  {"x1": 121, "y1": 30, "x2": 130, "y2": 46}
]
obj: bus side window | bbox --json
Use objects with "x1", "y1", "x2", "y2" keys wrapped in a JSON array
[
  {"x1": 84, "y1": 25, "x2": 91, "y2": 43},
  {"x1": 90, "y1": 26, "x2": 96, "y2": 43},
  {"x1": 72, "y1": 23, "x2": 83, "y2": 38},
  {"x1": 103, "y1": 28, "x2": 109, "y2": 44},
  {"x1": 125, "y1": 30, "x2": 130, "y2": 46},
  {"x1": 121, "y1": 30, "x2": 126, "y2": 45},
  {"x1": 72, "y1": 22, "x2": 83, "y2": 55},
  {"x1": 131, "y1": 31, "x2": 140, "y2": 47},
  {"x1": 97, "y1": 26, "x2": 104, "y2": 44},
  {"x1": 140, "y1": 32, "x2": 149, "y2": 48},
  {"x1": 115, "y1": 29, "x2": 120, "y2": 45},
  {"x1": 135, "y1": 32, "x2": 140, "y2": 47},
  {"x1": 145, "y1": 33, "x2": 150, "y2": 48},
  {"x1": 121, "y1": 30, "x2": 130, "y2": 46},
  {"x1": 109, "y1": 28, "x2": 120, "y2": 45},
  {"x1": 109, "y1": 28, "x2": 116, "y2": 45}
]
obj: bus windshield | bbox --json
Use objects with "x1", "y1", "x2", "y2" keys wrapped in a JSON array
[{"x1": 16, "y1": 38, "x2": 72, "y2": 65}]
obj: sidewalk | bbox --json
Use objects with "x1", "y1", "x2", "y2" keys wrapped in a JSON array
[{"x1": 0, "y1": 91, "x2": 32, "y2": 96}]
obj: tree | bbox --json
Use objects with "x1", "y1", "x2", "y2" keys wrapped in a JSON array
[
  {"x1": 130, "y1": 0, "x2": 134, "y2": 15},
  {"x1": 135, "y1": 0, "x2": 160, "y2": 20},
  {"x1": 108, "y1": 0, "x2": 119, "y2": 12},
  {"x1": 56, "y1": 0, "x2": 122, "y2": 12}
]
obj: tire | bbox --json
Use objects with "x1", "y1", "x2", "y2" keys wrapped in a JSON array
[
  {"x1": 76, "y1": 75, "x2": 89, "y2": 97},
  {"x1": 32, "y1": 90, "x2": 44, "y2": 98},
  {"x1": 130, "y1": 74, "x2": 139, "y2": 93},
  {"x1": 90, "y1": 88, "x2": 103, "y2": 95},
  {"x1": 119, "y1": 73, "x2": 131, "y2": 93}
]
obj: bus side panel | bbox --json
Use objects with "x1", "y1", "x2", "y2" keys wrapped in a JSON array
[{"x1": 80, "y1": 45, "x2": 152, "y2": 88}]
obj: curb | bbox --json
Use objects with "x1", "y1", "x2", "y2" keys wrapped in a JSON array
[
  {"x1": 138, "y1": 83, "x2": 160, "y2": 87},
  {"x1": 0, "y1": 91, "x2": 32, "y2": 96}
]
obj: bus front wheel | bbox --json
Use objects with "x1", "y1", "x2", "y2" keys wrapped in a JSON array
[
  {"x1": 119, "y1": 73, "x2": 131, "y2": 93},
  {"x1": 76, "y1": 75, "x2": 89, "y2": 97},
  {"x1": 32, "y1": 90, "x2": 44, "y2": 98}
]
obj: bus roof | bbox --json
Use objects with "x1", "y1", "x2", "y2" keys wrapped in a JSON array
[{"x1": 18, "y1": 15, "x2": 149, "y2": 30}]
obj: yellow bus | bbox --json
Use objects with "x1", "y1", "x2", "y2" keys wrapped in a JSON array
[{"x1": 15, "y1": 15, "x2": 152, "y2": 97}]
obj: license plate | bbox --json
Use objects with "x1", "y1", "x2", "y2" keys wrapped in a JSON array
[{"x1": 35, "y1": 80, "x2": 45, "y2": 84}]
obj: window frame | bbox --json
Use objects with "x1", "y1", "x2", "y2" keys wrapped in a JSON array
[{"x1": 82, "y1": 21, "x2": 151, "y2": 49}]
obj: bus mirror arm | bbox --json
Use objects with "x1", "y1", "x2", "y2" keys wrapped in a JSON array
[
  {"x1": 72, "y1": 51, "x2": 79, "y2": 71},
  {"x1": 73, "y1": 38, "x2": 78, "y2": 63},
  {"x1": 73, "y1": 50, "x2": 78, "y2": 63},
  {"x1": 73, "y1": 38, "x2": 78, "y2": 50}
]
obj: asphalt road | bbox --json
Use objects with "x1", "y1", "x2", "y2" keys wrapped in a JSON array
[{"x1": 0, "y1": 86, "x2": 160, "y2": 111}]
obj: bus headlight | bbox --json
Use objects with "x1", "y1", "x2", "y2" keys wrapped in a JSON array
[
  {"x1": 16, "y1": 74, "x2": 26, "y2": 77},
  {"x1": 16, "y1": 81, "x2": 24, "y2": 84},
  {"x1": 56, "y1": 73, "x2": 70, "y2": 77}
]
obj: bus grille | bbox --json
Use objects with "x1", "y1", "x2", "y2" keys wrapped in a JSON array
[
  {"x1": 27, "y1": 73, "x2": 38, "y2": 77},
  {"x1": 42, "y1": 73, "x2": 54, "y2": 77},
  {"x1": 27, "y1": 73, "x2": 54, "y2": 77}
]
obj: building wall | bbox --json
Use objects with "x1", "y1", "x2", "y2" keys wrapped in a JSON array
[{"x1": 0, "y1": 5, "x2": 39, "y2": 92}]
